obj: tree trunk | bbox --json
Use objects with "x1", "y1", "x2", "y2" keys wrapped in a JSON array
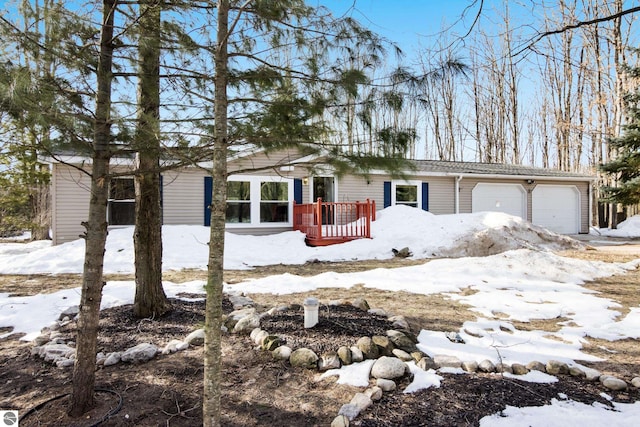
[
  {"x1": 133, "y1": 0, "x2": 169, "y2": 319},
  {"x1": 203, "y1": 1, "x2": 228, "y2": 426},
  {"x1": 68, "y1": 0, "x2": 115, "y2": 416}
]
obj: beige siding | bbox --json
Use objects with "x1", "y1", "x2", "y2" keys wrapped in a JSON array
[
  {"x1": 420, "y1": 176, "x2": 455, "y2": 214},
  {"x1": 229, "y1": 149, "x2": 306, "y2": 175},
  {"x1": 163, "y1": 169, "x2": 207, "y2": 225},
  {"x1": 52, "y1": 164, "x2": 92, "y2": 244}
]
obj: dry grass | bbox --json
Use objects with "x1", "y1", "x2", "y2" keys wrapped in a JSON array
[{"x1": 0, "y1": 247, "x2": 638, "y2": 371}]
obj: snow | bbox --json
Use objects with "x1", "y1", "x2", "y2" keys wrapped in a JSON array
[
  {"x1": 597, "y1": 215, "x2": 640, "y2": 238},
  {"x1": 1, "y1": 206, "x2": 640, "y2": 424}
]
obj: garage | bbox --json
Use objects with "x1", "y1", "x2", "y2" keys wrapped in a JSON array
[
  {"x1": 472, "y1": 183, "x2": 526, "y2": 219},
  {"x1": 532, "y1": 185, "x2": 580, "y2": 234}
]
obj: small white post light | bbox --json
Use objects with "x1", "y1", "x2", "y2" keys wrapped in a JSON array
[{"x1": 303, "y1": 297, "x2": 319, "y2": 328}]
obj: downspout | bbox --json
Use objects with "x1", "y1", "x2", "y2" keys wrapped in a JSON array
[
  {"x1": 588, "y1": 181, "x2": 593, "y2": 233},
  {"x1": 455, "y1": 175, "x2": 463, "y2": 214}
]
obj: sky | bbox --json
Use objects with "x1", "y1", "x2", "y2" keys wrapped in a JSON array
[{"x1": 2, "y1": 207, "x2": 640, "y2": 423}]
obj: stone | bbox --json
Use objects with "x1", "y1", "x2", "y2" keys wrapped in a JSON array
[
  {"x1": 511, "y1": 363, "x2": 529, "y2": 375},
  {"x1": 392, "y1": 247, "x2": 411, "y2": 258},
  {"x1": 331, "y1": 415, "x2": 350, "y2": 427},
  {"x1": 261, "y1": 335, "x2": 281, "y2": 351},
  {"x1": 386, "y1": 330, "x2": 418, "y2": 353},
  {"x1": 227, "y1": 293, "x2": 254, "y2": 309},
  {"x1": 372, "y1": 335, "x2": 394, "y2": 356},
  {"x1": 162, "y1": 339, "x2": 188, "y2": 355},
  {"x1": 233, "y1": 314, "x2": 261, "y2": 334},
  {"x1": 410, "y1": 351, "x2": 425, "y2": 362},
  {"x1": 478, "y1": 359, "x2": 496, "y2": 373},
  {"x1": 445, "y1": 331, "x2": 464, "y2": 343},
  {"x1": 250, "y1": 328, "x2": 264, "y2": 342},
  {"x1": 184, "y1": 329, "x2": 205, "y2": 346},
  {"x1": 350, "y1": 346, "x2": 364, "y2": 363},
  {"x1": 350, "y1": 393, "x2": 373, "y2": 411},
  {"x1": 368, "y1": 308, "x2": 387, "y2": 317},
  {"x1": 121, "y1": 343, "x2": 158, "y2": 363},
  {"x1": 388, "y1": 315, "x2": 410, "y2": 330},
  {"x1": 55, "y1": 358, "x2": 74, "y2": 368},
  {"x1": 225, "y1": 307, "x2": 257, "y2": 330},
  {"x1": 546, "y1": 360, "x2": 569, "y2": 375},
  {"x1": 352, "y1": 298, "x2": 370, "y2": 311},
  {"x1": 376, "y1": 378, "x2": 396, "y2": 392},
  {"x1": 582, "y1": 367, "x2": 602, "y2": 381},
  {"x1": 318, "y1": 353, "x2": 341, "y2": 372},
  {"x1": 371, "y1": 356, "x2": 407, "y2": 380},
  {"x1": 602, "y1": 376, "x2": 627, "y2": 391},
  {"x1": 337, "y1": 346, "x2": 352, "y2": 365},
  {"x1": 392, "y1": 349, "x2": 414, "y2": 362},
  {"x1": 365, "y1": 386, "x2": 383, "y2": 401},
  {"x1": 417, "y1": 356, "x2": 437, "y2": 371},
  {"x1": 527, "y1": 361, "x2": 546, "y2": 372},
  {"x1": 104, "y1": 352, "x2": 122, "y2": 367},
  {"x1": 253, "y1": 330, "x2": 270, "y2": 346},
  {"x1": 461, "y1": 361, "x2": 478, "y2": 373},
  {"x1": 59, "y1": 305, "x2": 79, "y2": 320},
  {"x1": 36, "y1": 343, "x2": 75, "y2": 362},
  {"x1": 338, "y1": 404, "x2": 360, "y2": 421},
  {"x1": 34, "y1": 334, "x2": 51, "y2": 346},
  {"x1": 96, "y1": 352, "x2": 105, "y2": 365},
  {"x1": 495, "y1": 363, "x2": 513, "y2": 374},
  {"x1": 290, "y1": 348, "x2": 319, "y2": 369},
  {"x1": 356, "y1": 337, "x2": 379, "y2": 360},
  {"x1": 433, "y1": 354, "x2": 461, "y2": 369},
  {"x1": 569, "y1": 366, "x2": 586, "y2": 379},
  {"x1": 272, "y1": 346, "x2": 292, "y2": 361},
  {"x1": 631, "y1": 377, "x2": 640, "y2": 388}
]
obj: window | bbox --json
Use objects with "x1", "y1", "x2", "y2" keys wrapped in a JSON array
[
  {"x1": 108, "y1": 178, "x2": 135, "y2": 225},
  {"x1": 388, "y1": 180, "x2": 424, "y2": 210},
  {"x1": 395, "y1": 184, "x2": 418, "y2": 207},
  {"x1": 260, "y1": 181, "x2": 289, "y2": 223},
  {"x1": 211, "y1": 176, "x2": 293, "y2": 227},
  {"x1": 226, "y1": 181, "x2": 251, "y2": 223}
]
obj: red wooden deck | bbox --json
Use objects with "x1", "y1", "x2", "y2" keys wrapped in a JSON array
[{"x1": 293, "y1": 198, "x2": 376, "y2": 246}]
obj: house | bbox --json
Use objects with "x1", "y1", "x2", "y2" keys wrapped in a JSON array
[{"x1": 48, "y1": 149, "x2": 594, "y2": 245}]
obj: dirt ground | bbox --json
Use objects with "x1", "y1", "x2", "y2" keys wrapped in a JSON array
[{"x1": 0, "y1": 246, "x2": 639, "y2": 426}]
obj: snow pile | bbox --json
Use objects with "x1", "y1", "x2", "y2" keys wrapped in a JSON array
[
  {"x1": 0, "y1": 206, "x2": 585, "y2": 275},
  {"x1": 600, "y1": 215, "x2": 640, "y2": 238}
]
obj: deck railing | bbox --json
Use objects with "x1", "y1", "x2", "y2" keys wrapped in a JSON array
[{"x1": 293, "y1": 198, "x2": 376, "y2": 246}]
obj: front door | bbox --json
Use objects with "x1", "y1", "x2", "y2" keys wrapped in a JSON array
[{"x1": 313, "y1": 177, "x2": 335, "y2": 224}]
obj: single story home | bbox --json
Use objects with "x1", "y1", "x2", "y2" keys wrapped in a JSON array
[{"x1": 48, "y1": 149, "x2": 594, "y2": 245}]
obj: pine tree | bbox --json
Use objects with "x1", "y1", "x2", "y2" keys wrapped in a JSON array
[{"x1": 601, "y1": 54, "x2": 640, "y2": 207}]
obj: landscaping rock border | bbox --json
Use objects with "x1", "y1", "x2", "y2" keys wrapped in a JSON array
[{"x1": 30, "y1": 294, "x2": 640, "y2": 426}]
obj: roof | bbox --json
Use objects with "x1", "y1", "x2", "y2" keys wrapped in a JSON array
[{"x1": 411, "y1": 159, "x2": 594, "y2": 180}]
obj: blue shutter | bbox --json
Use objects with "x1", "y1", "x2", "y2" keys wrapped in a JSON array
[
  {"x1": 421, "y1": 182, "x2": 429, "y2": 211},
  {"x1": 294, "y1": 178, "x2": 303, "y2": 204},
  {"x1": 383, "y1": 181, "x2": 391, "y2": 208},
  {"x1": 204, "y1": 176, "x2": 212, "y2": 226}
]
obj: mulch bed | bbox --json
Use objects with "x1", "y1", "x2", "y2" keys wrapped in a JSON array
[{"x1": 5, "y1": 297, "x2": 640, "y2": 426}]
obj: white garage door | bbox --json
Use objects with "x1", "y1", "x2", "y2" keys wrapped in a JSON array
[
  {"x1": 532, "y1": 185, "x2": 580, "y2": 234},
  {"x1": 472, "y1": 183, "x2": 526, "y2": 219}
]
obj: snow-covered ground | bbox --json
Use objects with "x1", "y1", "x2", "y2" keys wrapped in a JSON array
[{"x1": 1, "y1": 207, "x2": 640, "y2": 424}]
